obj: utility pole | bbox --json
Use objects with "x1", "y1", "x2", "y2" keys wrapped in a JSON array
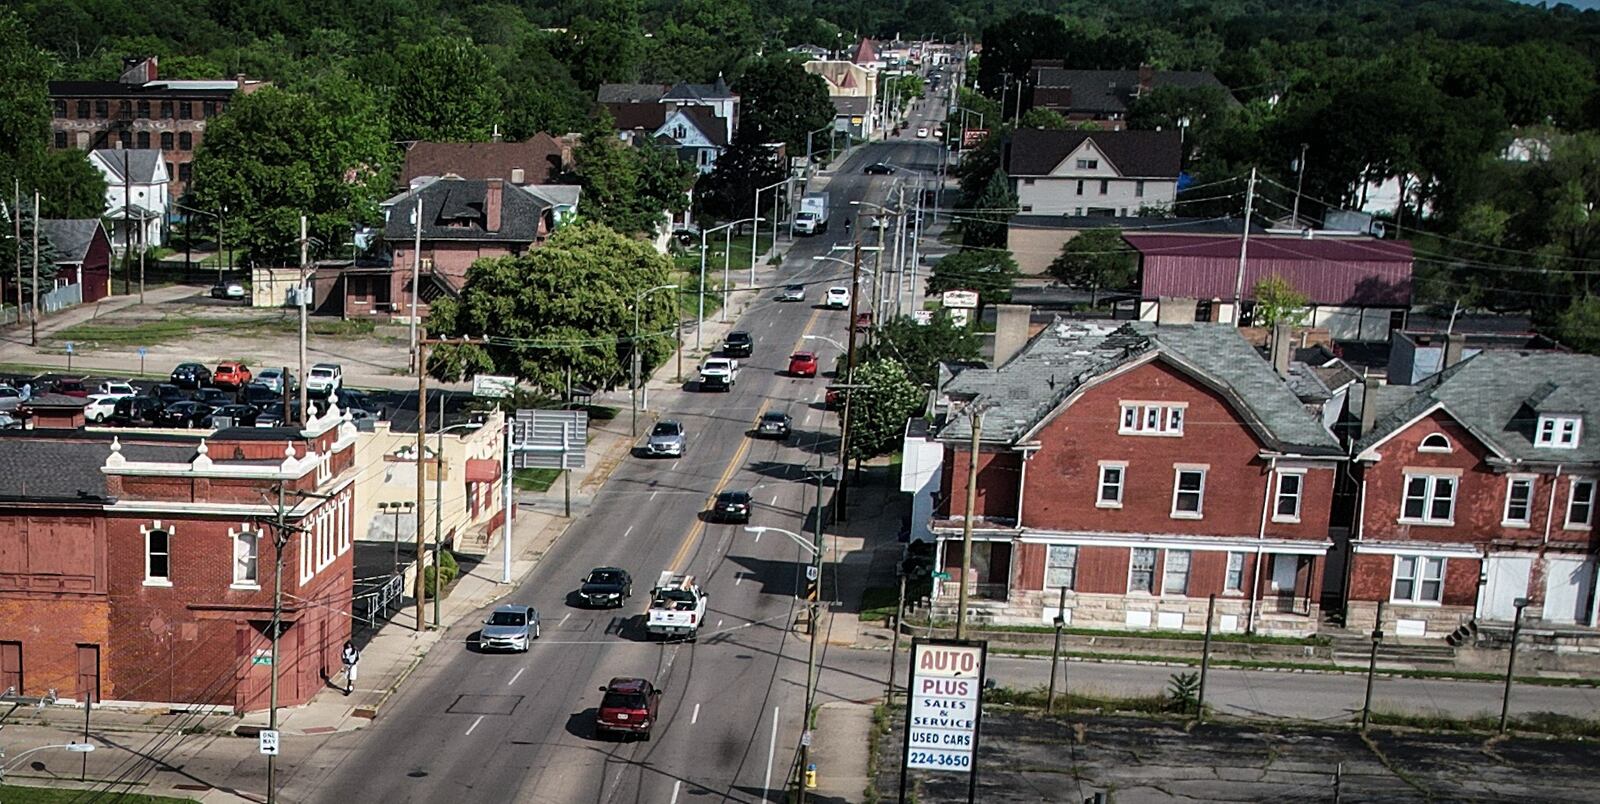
[
  {"x1": 1046, "y1": 583, "x2": 1068, "y2": 713},
  {"x1": 837, "y1": 238, "x2": 863, "y2": 519},
  {"x1": 216, "y1": 211, "x2": 224, "y2": 283},
  {"x1": 122, "y1": 151, "x2": 131, "y2": 295},
  {"x1": 1360, "y1": 601, "x2": 1383, "y2": 731},
  {"x1": 1230, "y1": 168, "x2": 1257, "y2": 325},
  {"x1": 955, "y1": 409, "x2": 981, "y2": 639},
  {"x1": 13, "y1": 180, "x2": 22, "y2": 323},
  {"x1": 29, "y1": 191, "x2": 39, "y2": 347},
  {"x1": 1291, "y1": 143, "x2": 1309, "y2": 227},
  {"x1": 886, "y1": 572, "x2": 907, "y2": 700},
  {"x1": 799, "y1": 464, "x2": 827, "y2": 804},
  {"x1": 1499, "y1": 597, "x2": 1529, "y2": 734},
  {"x1": 409, "y1": 197, "x2": 422, "y2": 357},
  {"x1": 297, "y1": 216, "x2": 309, "y2": 426},
  {"x1": 265, "y1": 481, "x2": 288, "y2": 804},
  {"x1": 137, "y1": 197, "x2": 145, "y2": 305},
  {"x1": 750, "y1": 188, "x2": 761, "y2": 286},
  {"x1": 414, "y1": 333, "x2": 429, "y2": 631},
  {"x1": 433, "y1": 404, "x2": 445, "y2": 629},
  {"x1": 501, "y1": 414, "x2": 514, "y2": 585},
  {"x1": 1197, "y1": 594, "x2": 1216, "y2": 721}
]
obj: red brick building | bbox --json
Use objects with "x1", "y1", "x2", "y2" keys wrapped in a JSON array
[
  {"x1": 1350, "y1": 351, "x2": 1600, "y2": 641},
  {"x1": 0, "y1": 405, "x2": 358, "y2": 710},
  {"x1": 918, "y1": 320, "x2": 1343, "y2": 636}
]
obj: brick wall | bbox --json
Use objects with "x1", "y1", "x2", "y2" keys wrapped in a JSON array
[{"x1": 939, "y1": 447, "x2": 1022, "y2": 522}]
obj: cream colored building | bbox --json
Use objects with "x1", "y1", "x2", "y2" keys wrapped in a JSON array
[{"x1": 355, "y1": 410, "x2": 509, "y2": 556}]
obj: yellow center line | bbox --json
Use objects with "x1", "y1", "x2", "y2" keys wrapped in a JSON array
[{"x1": 666, "y1": 306, "x2": 825, "y2": 574}]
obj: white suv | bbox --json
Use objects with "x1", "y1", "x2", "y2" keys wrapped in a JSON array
[{"x1": 306, "y1": 363, "x2": 342, "y2": 397}]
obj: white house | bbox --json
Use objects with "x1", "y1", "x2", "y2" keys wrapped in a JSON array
[
  {"x1": 88, "y1": 148, "x2": 169, "y2": 250},
  {"x1": 654, "y1": 108, "x2": 729, "y2": 174},
  {"x1": 1005, "y1": 129, "x2": 1180, "y2": 217}
]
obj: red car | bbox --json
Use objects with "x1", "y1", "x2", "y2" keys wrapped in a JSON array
[
  {"x1": 825, "y1": 387, "x2": 847, "y2": 410},
  {"x1": 213, "y1": 361, "x2": 253, "y2": 390},
  {"x1": 788, "y1": 351, "x2": 819, "y2": 377},
  {"x1": 596, "y1": 677, "x2": 662, "y2": 741}
]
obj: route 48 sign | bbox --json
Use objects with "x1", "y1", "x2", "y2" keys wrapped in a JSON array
[{"x1": 900, "y1": 638, "x2": 987, "y2": 799}]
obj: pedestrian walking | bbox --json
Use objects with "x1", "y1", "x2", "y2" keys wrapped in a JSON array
[
  {"x1": 340, "y1": 641, "x2": 360, "y2": 696},
  {"x1": 20, "y1": 382, "x2": 31, "y2": 402}
]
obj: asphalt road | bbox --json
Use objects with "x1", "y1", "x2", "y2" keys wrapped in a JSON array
[{"x1": 302, "y1": 135, "x2": 947, "y2": 804}]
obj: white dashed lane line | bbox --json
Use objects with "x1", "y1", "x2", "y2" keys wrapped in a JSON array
[
  {"x1": 508, "y1": 668, "x2": 524, "y2": 686},
  {"x1": 465, "y1": 715, "x2": 484, "y2": 736}
]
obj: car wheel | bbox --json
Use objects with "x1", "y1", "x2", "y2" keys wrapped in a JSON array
[
  {"x1": 642, "y1": 731, "x2": 651, "y2": 742},
  {"x1": 534, "y1": 625, "x2": 542, "y2": 639}
]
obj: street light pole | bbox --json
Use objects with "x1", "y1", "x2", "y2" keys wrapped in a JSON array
[
  {"x1": 1499, "y1": 597, "x2": 1529, "y2": 734},
  {"x1": 632, "y1": 284, "x2": 679, "y2": 437}
]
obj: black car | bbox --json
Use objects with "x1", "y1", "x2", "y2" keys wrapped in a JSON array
[
  {"x1": 863, "y1": 162, "x2": 897, "y2": 175},
  {"x1": 722, "y1": 331, "x2": 754, "y2": 358},
  {"x1": 155, "y1": 401, "x2": 214, "y2": 428},
  {"x1": 211, "y1": 403, "x2": 260, "y2": 427},
  {"x1": 335, "y1": 387, "x2": 383, "y2": 418},
  {"x1": 145, "y1": 383, "x2": 186, "y2": 404},
  {"x1": 713, "y1": 490, "x2": 753, "y2": 523},
  {"x1": 109, "y1": 395, "x2": 162, "y2": 426},
  {"x1": 577, "y1": 567, "x2": 633, "y2": 608},
  {"x1": 195, "y1": 388, "x2": 233, "y2": 406},
  {"x1": 170, "y1": 362, "x2": 212, "y2": 389},
  {"x1": 756, "y1": 411, "x2": 792, "y2": 439},
  {"x1": 242, "y1": 382, "x2": 281, "y2": 406},
  {"x1": 256, "y1": 401, "x2": 305, "y2": 428}
]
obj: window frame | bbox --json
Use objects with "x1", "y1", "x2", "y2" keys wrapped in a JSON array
[
  {"x1": 1390, "y1": 554, "x2": 1446, "y2": 604},
  {"x1": 1099, "y1": 178, "x2": 1109, "y2": 195},
  {"x1": 1096, "y1": 461, "x2": 1126, "y2": 508},
  {"x1": 144, "y1": 527, "x2": 172, "y2": 586},
  {"x1": 1128, "y1": 547, "x2": 1156, "y2": 594},
  {"x1": 1224, "y1": 552, "x2": 1245, "y2": 593},
  {"x1": 1045, "y1": 544, "x2": 1078, "y2": 590},
  {"x1": 1418, "y1": 433, "x2": 1452, "y2": 453},
  {"x1": 1502, "y1": 474, "x2": 1535, "y2": 528},
  {"x1": 1135, "y1": 179, "x2": 1145, "y2": 198},
  {"x1": 232, "y1": 528, "x2": 260, "y2": 588},
  {"x1": 1170, "y1": 466, "x2": 1207, "y2": 519},
  {"x1": 1400, "y1": 473, "x2": 1457, "y2": 526},
  {"x1": 1162, "y1": 549, "x2": 1191, "y2": 596},
  {"x1": 1273, "y1": 469, "x2": 1305, "y2": 523},
  {"x1": 1567, "y1": 477, "x2": 1596, "y2": 530},
  {"x1": 1118, "y1": 402, "x2": 1185, "y2": 437},
  {"x1": 1075, "y1": 158, "x2": 1098, "y2": 170},
  {"x1": 160, "y1": 132, "x2": 174, "y2": 150},
  {"x1": 178, "y1": 132, "x2": 193, "y2": 151},
  {"x1": 1536, "y1": 415, "x2": 1582, "y2": 449}
]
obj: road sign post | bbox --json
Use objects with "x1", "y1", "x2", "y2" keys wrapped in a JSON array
[{"x1": 900, "y1": 638, "x2": 987, "y2": 804}]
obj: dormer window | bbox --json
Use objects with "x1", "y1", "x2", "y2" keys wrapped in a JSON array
[
  {"x1": 1418, "y1": 433, "x2": 1452, "y2": 453},
  {"x1": 1076, "y1": 158, "x2": 1098, "y2": 169},
  {"x1": 1536, "y1": 415, "x2": 1581, "y2": 449},
  {"x1": 1119, "y1": 402, "x2": 1185, "y2": 436}
]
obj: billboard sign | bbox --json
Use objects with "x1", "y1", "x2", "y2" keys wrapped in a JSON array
[
  {"x1": 510, "y1": 409, "x2": 589, "y2": 469},
  {"x1": 962, "y1": 128, "x2": 989, "y2": 149},
  {"x1": 472, "y1": 375, "x2": 516, "y2": 399},
  {"x1": 902, "y1": 639, "x2": 987, "y2": 776}
]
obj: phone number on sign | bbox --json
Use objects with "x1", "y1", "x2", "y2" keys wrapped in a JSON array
[{"x1": 907, "y1": 750, "x2": 972, "y2": 769}]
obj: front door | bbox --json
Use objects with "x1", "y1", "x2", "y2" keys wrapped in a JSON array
[
  {"x1": 75, "y1": 644, "x2": 99, "y2": 703},
  {"x1": 1482, "y1": 556, "x2": 1533, "y2": 621},
  {"x1": 1, "y1": 641, "x2": 20, "y2": 693},
  {"x1": 1544, "y1": 557, "x2": 1596, "y2": 625},
  {"x1": 1270, "y1": 555, "x2": 1298, "y2": 593}
]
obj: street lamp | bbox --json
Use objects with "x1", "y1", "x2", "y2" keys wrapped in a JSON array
[
  {"x1": 378, "y1": 500, "x2": 415, "y2": 572},
  {"x1": 699, "y1": 218, "x2": 760, "y2": 347},
  {"x1": 0, "y1": 743, "x2": 96, "y2": 780},
  {"x1": 1499, "y1": 597, "x2": 1530, "y2": 734},
  {"x1": 753, "y1": 178, "x2": 789, "y2": 284},
  {"x1": 632, "y1": 284, "x2": 679, "y2": 438}
]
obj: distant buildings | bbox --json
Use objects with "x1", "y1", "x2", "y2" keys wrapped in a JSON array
[
  {"x1": 1028, "y1": 63, "x2": 1236, "y2": 130},
  {"x1": 88, "y1": 148, "x2": 170, "y2": 250},
  {"x1": 598, "y1": 79, "x2": 739, "y2": 172}
]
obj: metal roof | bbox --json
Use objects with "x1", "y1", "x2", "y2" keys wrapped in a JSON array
[{"x1": 1124, "y1": 234, "x2": 1414, "y2": 306}]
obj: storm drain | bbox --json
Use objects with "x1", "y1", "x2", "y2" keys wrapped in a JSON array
[{"x1": 446, "y1": 694, "x2": 524, "y2": 716}]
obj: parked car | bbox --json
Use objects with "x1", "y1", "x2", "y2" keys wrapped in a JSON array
[
  {"x1": 210, "y1": 281, "x2": 246, "y2": 300},
  {"x1": 577, "y1": 567, "x2": 633, "y2": 608},
  {"x1": 825, "y1": 287, "x2": 850, "y2": 309},
  {"x1": 0, "y1": 412, "x2": 20, "y2": 430},
  {"x1": 477, "y1": 604, "x2": 540, "y2": 652},
  {"x1": 255, "y1": 368, "x2": 295, "y2": 394},
  {"x1": 645, "y1": 420, "x2": 687, "y2": 457},
  {"x1": 211, "y1": 404, "x2": 260, "y2": 428},
  {"x1": 757, "y1": 411, "x2": 792, "y2": 438},
  {"x1": 255, "y1": 401, "x2": 304, "y2": 428},
  {"x1": 0, "y1": 385, "x2": 23, "y2": 413},
  {"x1": 51, "y1": 378, "x2": 90, "y2": 397},
  {"x1": 195, "y1": 388, "x2": 233, "y2": 406},
  {"x1": 169, "y1": 362, "x2": 212, "y2": 389},
  {"x1": 712, "y1": 490, "x2": 753, "y2": 523},
  {"x1": 145, "y1": 383, "x2": 186, "y2": 404},
  {"x1": 787, "y1": 352, "x2": 819, "y2": 377},
  {"x1": 335, "y1": 387, "x2": 381, "y2": 417},
  {"x1": 864, "y1": 162, "x2": 897, "y2": 175},
  {"x1": 213, "y1": 361, "x2": 253, "y2": 389},
  {"x1": 155, "y1": 401, "x2": 215, "y2": 428},
  {"x1": 97, "y1": 380, "x2": 136, "y2": 397},
  {"x1": 779, "y1": 284, "x2": 806, "y2": 302},
  {"x1": 595, "y1": 677, "x2": 662, "y2": 741},
  {"x1": 242, "y1": 382, "x2": 281, "y2": 406},
  {"x1": 721, "y1": 331, "x2": 754, "y2": 358},
  {"x1": 306, "y1": 363, "x2": 342, "y2": 397},
  {"x1": 110, "y1": 395, "x2": 162, "y2": 426},
  {"x1": 916, "y1": 127, "x2": 929, "y2": 138},
  {"x1": 84, "y1": 393, "x2": 125, "y2": 423},
  {"x1": 825, "y1": 387, "x2": 847, "y2": 410},
  {"x1": 855, "y1": 311, "x2": 873, "y2": 332}
]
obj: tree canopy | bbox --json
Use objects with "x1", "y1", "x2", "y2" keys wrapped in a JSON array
[
  {"x1": 846, "y1": 358, "x2": 925, "y2": 461},
  {"x1": 570, "y1": 113, "x2": 696, "y2": 237},
  {"x1": 734, "y1": 56, "x2": 836, "y2": 156},
  {"x1": 388, "y1": 38, "x2": 502, "y2": 143},
  {"x1": 1048, "y1": 229, "x2": 1138, "y2": 306},
  {"x1": 863, "y1": 315, "x2": 982, "y2": 387},
  {"x1": 926, "y1": 248, "x2": 1018, "y2": 311}
]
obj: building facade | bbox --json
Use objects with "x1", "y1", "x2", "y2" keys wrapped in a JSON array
[
  {"x1": 1027, "y1": 63, "x2": 1236, "y2": 129},
  {"x1": 88, "y1": 149, "x2": 170, "y2": 250},
  {"x1": 1006, "y1": 130, "x2": 1181, "y2": 217}
]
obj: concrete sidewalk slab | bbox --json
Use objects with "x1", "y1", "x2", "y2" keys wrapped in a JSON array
[{"x1": 810, "y1": 701, "x2": 875, "y2": 803}]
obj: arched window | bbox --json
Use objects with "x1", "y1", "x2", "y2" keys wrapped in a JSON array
[
  {"x1": 234, "y1": 529, "x2": 260, "y2": 586},
  {"x1": 145, "y1": 527, "x2": 171, "y2": 584},
  {"x1": 1419, "y1": 433, "x2": 1452, "y2": 453}
]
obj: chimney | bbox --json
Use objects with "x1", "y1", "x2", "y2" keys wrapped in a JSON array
[
  {"x1": 1137, "y1": 63, "x2": 1154, "y2": 96},
  {"x1": 1271, "y1": 321, "x2": 1293, "y2": 379},
  {"x1": 119, "y1": 56, "x2": 157, "y2": 85},
  {"x1": 992, "y1": 304, "x2": 1031, "y2": 367},
  {"x1": 1359, "y1": 376, "x2": 1382, "y2": 437},
  {"x1": 1443, "y1": 332, "x2": 1467, "y2": 369},
  {"x1": 485, "y1": 178, "x2": 503, "y2": 233}
]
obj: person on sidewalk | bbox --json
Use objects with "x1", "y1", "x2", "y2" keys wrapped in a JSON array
[{"x1": 340, "y1": 641, "x2": 360, "y2": 696}]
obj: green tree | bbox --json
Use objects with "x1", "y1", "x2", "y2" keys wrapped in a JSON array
[
  {"x1": 641, "y1": 0, "x2": 757, "y2": 83},
  {"x1": 1048, "y1": 229, "x2": 1138, "y2": 306},
  {"x1": 1251, "y1": 276, "x2": 1309, "y2": 327},
  {"x1": 188, "y1": 81, "x2": 392, "y2": 266},
  {"x1": 562, "y1": 0, "x2": 645, "y2": 88},
  {"x1": 863, "y1": 315, "x2": 982, "y2": 387},
  {"x1": 390, "y1": 37, "x2": 501, "y2": 142},
  {"x1": 1018, "y1": 107, "x2": 1069, "y2": 130},
  {"x1": 846, "y1": 358, "x2": 925, "y2": 461},
  {"x1": 693, "y1": 131, "x2": 785, "y2": 222},
  {"x1": 961, "y1": 170, "x2": 1016, "y2": 249},
  {"x1": 425, "y1": 221, "x2": 678, "y2": 393},
  {"x1": 569, "y1": 113, "x2": 695, "y2": 237},
  {"x1": 927, "y1": 248, "x2": 1018, "y2": 312},
  {"x1": 32, "y1": 149, "x2": 107, "y2": 219},
  {"x1": 0, "y1": 9, "x2": 53, "y2": 193},
  {"x1": 734, "y1": 56, "x2": 835, "y2": 155},
  {"x1": 500, "y1": 35, "x2": 593, "y2": 142},
  {"x1": 1554, "y1": 296, "x2": 1600, "y2": 355},
  {"x1": 1126, "y1": 85, "x2": 1233, "y2": 162}
]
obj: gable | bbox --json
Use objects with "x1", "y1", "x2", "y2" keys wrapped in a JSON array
[
  {"x1": 1049, "y1": 141, "x2": 1120, "y2": 177},
  {"x1": 655, "y1": 110, "x2": 715, "y2": 148},
  {"x1": 1356, "y1": 403, "x2": 1503, "y2": 463},
  {"x1": 1033, "y1": 357, "x2": 1269, "y2": 451}
]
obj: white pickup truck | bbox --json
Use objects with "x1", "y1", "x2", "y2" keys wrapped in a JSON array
[
  {"x1": 646, "y1": 572, "x2": 709, "y2": 641},
  {"x1": 699, "y1": 357, "x2": 739, "y2": 392}
]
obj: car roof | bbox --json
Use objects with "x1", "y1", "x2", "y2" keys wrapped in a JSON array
[
  {"x1": 492, "y1": 603, "x2": 533, "y2": 614},
  {"x1": 605, "y1": 677, "x2": 652, "y2": 694},
  {"x1": 791, "y1": 351, "x2": 815, "y2": 358},
  {"x1": 762, "y1": 410, "x2": 789, "y2": 418},
  {"x1": 728, "y1": 330, "x2": 751, "y2": 338},
  {"x1": 312, "y1": 362, "x2": 339, "y2": 370},
  {"x1": 717, "y1": 489, "x2": 752, "y2": 499},
  {"x1": 829, "y1": 286, "x2": 848, "y2": 292},
  {"x1": 588, "y1": 566, "x2": 626, "y2": 574}
]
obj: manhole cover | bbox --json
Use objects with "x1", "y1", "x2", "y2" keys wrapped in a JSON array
[{"x1": 446, "y1": 694, "x2": 523, "y2": 716}]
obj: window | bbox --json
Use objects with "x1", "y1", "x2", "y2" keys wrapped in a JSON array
[
  {"x1": 160, "y1": 132, "x2": 174, "y2": 150},
  {"x1": 145, "y1": 529, "x2": 171, "y2": 584},
  {"x1": 118, "y1": 131, "x2": 131, "y2": 149},
  {"x1": 179, "y1": 102, "x2": 193, "y2": 119},
  {"x1": 1076, "y1": 179, "x2": 1084, "y2": 196},
  {"x1": 1225, "y1": 552, "x2": 1245, "y2": 592},
  {"x1": 1046, "y1": 545, "x2": 1077, "y2": 589},
  {"x1": 1135, "y1": 180, "x2": 1145, "y2": 197},
  {"x1": 1099, "y1": 179, "x2": 1109, "y2": 195},
  {"x1": 1503, "y1": 476, "x2": 1534, "y2": 527},
  {"x1": 53, "y1": 100, "x2": 66, "y2": 118},
  {"x1": 233, "y1": 529, "x2": 259, "y2": 586},
  {"x1": 203, "y1": 101, "x2": 217, "y2": 117},
  {"x1": 1020, "y1": 205, "x2": 1033, "y2": 212},
  {"x1": 178, "y1": 132, "x2": 193, "y2": 150},
  {"x1": 1401, "y1": 474, "x2": 1456, "y2": 524},
  {"x1": 1097, "y1": 462, "x2": 1125, "y2": 507},
  {"x1": 137, "y1": 131, "x2": 150, "y2": 149},
  {"x1": 1129, "y1": 547, "x2": 1156, "y2": 593},
  {"x1": 1568, "y1": 478, "x2": 1596, "y2": 529},
  {"x1": 94, "y1": 100, "x2": 108, "y2": 118},
  {"x1": 166, "y1": 162, "x2": 174, "y2": 179},
  {"x1": 77, "y1": 100, "x2": 90, "y2": 118},
  {"x1": 54, "y1": 131, "x2": 67, "y2": 149},
  {"x1": 1419, "y1": 433, "x2": 1452, "y2": 452},
  {"x1": 137, "y1": 100, "x2": 150, "y2": 118},
  {"x1": 1392, "y1": 555, "x2": 1445, "y2": 603},
  {"x1": 1162, "y1": 550, "x2": 1190, "y2": 595},
  {"x1": 1274, "y1": 471, "x2": 1304, "y2": 522},
  {"x1": 160, "y1": 100, "x2": 173, "y2": 119},
  {"x1": 1075, "y1": 158, "x2": 1098, "y2": 169},
  {"x1": 1118, "y1": 403, "x2": 1185, "y2": 436},
  {"x1": 117, "y1": 101, "x2": 132, "y2": 119},
  {"x1": 1171, "y1": 467, "x2": 1206, "y2": 518},
  {"x1": 1536, "y1": 415, "x2": 1581, "y2": 449},
  {"x1": 1022, "y1": 178, "x2": 1035, "y2": 185},
  {"x1": 178, "y1": 162, "x2": 191, "y2": 182}
]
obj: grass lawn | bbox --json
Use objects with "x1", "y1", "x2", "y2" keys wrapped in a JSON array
[
  {"x1": 50, "y1": 315, "x2": 215, "y2": 347},
  {"x1": 0, "y1": 785, "x2": 193, "y2": 803},
  {"x1": 513, "y1": 468, "x2": 562, "y2": 492},
  {"x1": 859, "y1": 585, "x2": 900, "y2": 622}
]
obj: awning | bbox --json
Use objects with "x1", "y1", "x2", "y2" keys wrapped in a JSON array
[{"x1": 466, "y1": 458, "x2": 502, "y2": 483}]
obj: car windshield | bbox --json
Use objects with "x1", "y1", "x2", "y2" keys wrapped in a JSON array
[
  {"x1": 650, "y1": 423, "x2": 680, "y2": 437},
  {"x1": 488, "y1": 611, "x2": 526, "y2": 626},
  {"x1": 311, "y1": 369, "x2": 334, "y2": 378},
  {"x1": 588, "y1": 571, "x2": 623, "y2": 585},
  {"x1": 729, "y1": 332, "x2": 750, "y2": 341},
  {"x1": 763, "y1": 413, "x2": 787, "y2": 422},
  {"x1": 601, "y1": 692, "x2": 648, "y2": 710},
  {"x1": 718, "y1": 492, "x2": 748, "y2": 504}
]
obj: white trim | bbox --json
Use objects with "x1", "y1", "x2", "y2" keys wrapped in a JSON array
[
  {"x1": 1013, "y1": 530, "x2": 1332, "y2": 555},
  {"x1": 1389, "y1": 554, "x2": 1446, "y2": 605},
  {"x1": 141, "y1": 520, "x2": 172, "y2": 585},
  {"x1": 1272, "y1": 468, "x2": 1306, "y2": 524},
  {"x1": 1566, "y1": 476, "x2": 1596, "y2": 531},
  {"x1": 1536, "y1": 415, "x2": 1582, "y2": 450},
  {"x1": 1355, "y1": 401, "x2": 1509, "y2": 463},
  {"x1": 1096, "y1": 461, "x2": 1126, "y2": 508},
  {"x1": 1417, "y1": 433, "x2": 1452, "y2": 453},
  {"x1": 1353, "y1": 541, "x2": 1482, "y2": 558},
  {"x1": 1501, "y1": 474, "x2": 1536, "y2": 528},
  {"x1": 1398, "y1": 472, "x2": 1457, "y2": 526},
  {"x1": 1170, "y1": 465, "x2": 1206, "y2": 519}
]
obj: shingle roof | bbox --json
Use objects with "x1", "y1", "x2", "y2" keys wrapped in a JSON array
[
  {"x1": 1007, "y1": 129, "x2": 1181, "y2": 178},
  {"x1": 1032, "y1": 69, "x2": 1235, "y2": 115},
  {"x1": 608, "y1": 103, "x2": 669, "y2": 131},
  {"x1": 382, "y1": 177, "x2": 548, "y2": 243},
  {"x1": 92, "y1": 149, "x2": 165, "y2": 184},
  {"x1": 831, "y1": 96, "x2": 871, "y2": 116},
  {"x1": 48, "y1": 80, "x2": 235, "y2": 99},
  {"x1": 678, "y1": 106, "x2": 730, "y2": 146},
  {"x1": 938, "y1": 320, "x2": 1340, "y2": 455},
  {"x1": 598, "y1": 83, "x2": 670, "y2": 103},
  {"x1": 662, "y1": 76, "x2": 736, "y2": 101},
  {"x1": 1355, "y1": 351, "x2": 1600, "y2": 465},
  {"x1": 38, "y1": 219, "x2": 105, "y2": 265},
  {"x1": 400, "y1": 137, "x2": 566, "y2": 187},
  {"x1": 1007, "y1": 215, "x2": 1260, "y2": 236},
  {"x1": 0, "y1": 435, "x2": 195, "y2": 501}
]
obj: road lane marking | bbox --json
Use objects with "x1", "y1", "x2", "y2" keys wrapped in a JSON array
[
  {"x1": 650, "y1": 490, "x2": 659, "y2": 500},
  {"x1": 465, "y1": 715, "x2": 484, "y2": 736},
  {"x1": 559, "y1": 613, "x2": 571, "y2": 627},
  {"x1": 717, "y1": 619, "x2": 723, "y2": 628},
  {"x1": 508, "y1": 668, "x2": 524, "y2": 686},
  {"x1": 764, "y1": 706, "x2": 780, "y2": 796},
  {"x1": 624, "y1": 525, "x2": 635, "y2": 537},
  {"x1": 670, "y1": 781, "x2": 682, "y2": 804},
  {"x1": 691, "y1": 703, "x2": 700, "y2": 725},
  {"x1": 736, "y1": 574, "x2": 744, "y2": 585},
  {"x1": 771, "y1": 494, "x2": 779, "y2": 505}
]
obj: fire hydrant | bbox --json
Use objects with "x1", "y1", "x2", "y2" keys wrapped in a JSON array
[{"x1": 805, "y1": 763, "x2": 818, "y2": 789}]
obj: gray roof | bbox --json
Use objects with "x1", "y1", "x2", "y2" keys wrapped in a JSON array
[
  {"x1": 938, "y1": 319, "x2": 1340, "y2": 455},
  {"x1": 831, "y1": 96, "x2": 871, "y2": 116},
  {"x1": 0, "y1": 436, "x2": 195, "y2": 502},
  {"x1": 38, "y1": 219, "x2": 105, "y2": 265},
  {"x1": 521, "y1": 184, "x2": 581, "y2": 208},
  {"x1": 662, "y1": 76, "x2": 735, "y2": 101},
  {"x1": 383, "y1": 177, "x2": 548, "y2": 243},
  {"x1": 1356, "y1": 351, "x2": 1600, "y2": 465},
  {"x1": 1032, "y1": 69, "x2": 1235, "y2": 115},
  {"x1": 598, "y1": 83, "x2": 669, "y2": 103},
  {"x1": 93, "y1": 148, "x2": 164, "y2": 184},
  {"x1": 1007, "y1": 129, "x2": 1181, "y2": 178}
]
